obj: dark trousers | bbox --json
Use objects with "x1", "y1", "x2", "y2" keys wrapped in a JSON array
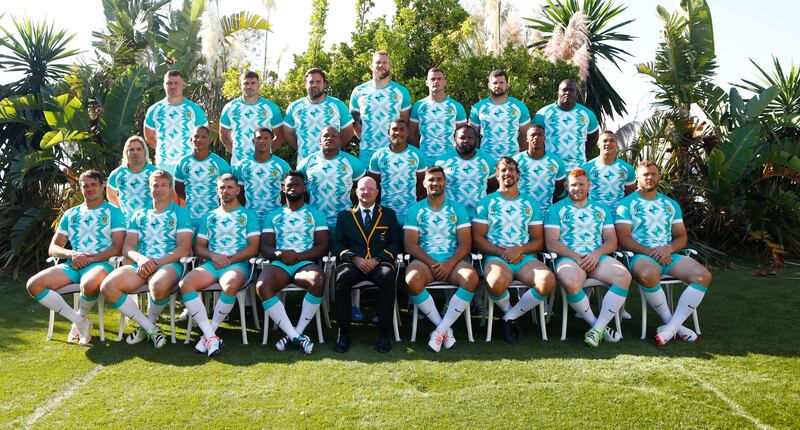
[{"x1": 335, "y1": 263, "x2": 396, "y2": 332}]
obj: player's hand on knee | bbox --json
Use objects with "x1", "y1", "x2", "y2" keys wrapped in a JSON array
[{"x1": 211, "y1": 254, "x2": 231, "y2": 269}]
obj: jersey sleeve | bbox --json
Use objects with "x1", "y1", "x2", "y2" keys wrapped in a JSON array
[
  {"x1": 276, "y1": 156, "x2": 291, "y2": 175},
  {"x1": 107, "y1": 168, "x2": 120, "y2": 191},
  {"x1": 144, "y1": 104, "x2": 157, "y2": 130},
  {"x1": 336, "y1": 99, "x2": 354, "y2": 128},
  {"x1": 399, "y1": 85, "x2": 412, "y2": 111},
  {"x1": 261, "y1": 211, "x2": 275, "y2": 233},
  {"x1": 196, "y1": 215, "x2": 209, "y2": 240},
  {"x1": 472, "y1": 196, "x2": 489, "y2": 225},
  {"x1": 670, "y1": 198, "x2": 684, "y2": 224},
  {"x1": 349, "y1": 87, "x2": 360, "y2": 112},
  {"x1": 455, "y1": 101, "x2": 467, "y2": 123},
  {"x1": 368, "y1": 151, "x2": 382, "y2": 175},
  {"x1": 311, "y1": 207, "x2": 329, "y2": 231},
  {"x1": 544, "y1": 203, "x2": 561, "y2": 229},
  {"x1": 484, "y1": 153, "x2": 498, "y2": 177},
  {"x1": 56, "y1": 209, "x2": 71, "y2": 237},
  {"x1": 218, "y1": 156, "x2": 232, "y2": 176},
  {"x1": 192, "y1": 103, "x2": 208, "y2": 127},
  {"x1": 296, "y1": 155, "x2": 309, "y2": 174},
  {"x1": 454, "y1": 203, "x2": 471, "y2": 230},
  {"x1": 232, "y1": 162, "x2": 244, "y2": 183},
  {"x1": 173, "y1": 158, "x2": 187, "y2": 183},
  {"x1": 615, "y1": 198, "x2": 632, "y2": 224},
  {"x1": 176, "y1": 207, "x2": 193, "y2": 233},
  {"x1": 528, "y1": 197, "x2": 544, "y2": 225},
  {"x1": 623, "y1": 161, "x2": 636, "y2": 186},
  {"x1": 110, "y1": 205, "x2": 126, "y2": 232},
  {"x1": 533, "y1": 106, "x2": 546, "y2": 128},
  {"x1": 409, "y1": 100, "x2": 421, "y2": 123},
  {"x1": 555, "y1": 156, "x2": 567, "y2": 180},
  {"x1": 586, "y1": 107, "x2": 599, "y2": 133},
  {"x1": 350, "y1": 154, "x2": 366, "y2": 179},
  {"x1": 403, "y1": 203, "x2": 420, "y2": 231},
  {"x1": 268, "y1": 101, "x2": 283, "y2": 129},
  {"x1": 413, "y1": 148, "x2": 428, "y2": 172},
  {"x1": 219, "y1": 102, "x2": 232, "y2": 129},
  {"x1": 517, "y1": 99, "x2": 531, "y2": 126},
  {"x1": 601, "y1": 205, "x2": 615, "y2": 228},
  {"x1": 468, "y1": 102, "x2": 481, "y2": 127},
  {"x1": 246, "y1": 210, "x2": 260, "y2": 237}
]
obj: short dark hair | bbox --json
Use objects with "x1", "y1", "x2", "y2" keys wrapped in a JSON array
[
  {"x1": 600, "y1": 130, "x2": 617, "y2": 139},
  {"x1": 284, "y1": 170, "x2": 307, "y2": 183},
  {"x1": 488, "y1": 69, "x2": 508, "y2": 81},
  {"x1": 164, "y1": 70, "x2": 183, "y2": 79},
  {"x1": 254, "y1": 126, "x2": 273, "y2": 137},
  {"x1": 454, "y1": 123, "x2": 478, "y2": 139},
  {"x1": 427, "y1": 67, "x2": 445, "y2": 77},
  {"x1": 530, "y1": 124, "x2": 545, "y2": 132},
  {"x1": 391, "y1": 117, "x2": 409, "y2": 128},
  {"x1": 241, "y1": 70, "x2": 260, "y2": 80},
  {"x1": 496, "y1": 157, "x2": 519, "y2": 172},
  {"x1": 79, "y1": 170, "x2": 104, "y2": 184},
  {"x1": 305, "y1": 67, "x2": 327, "y2": 82},
  {"x1": 424, "y1": 166, "x2": 445, "y2": 178},
  {"x1": 193, "y1": 125, "x2": 210, "y2": 135},
  {"x1": 216, "y1": 173, "x2": 238, "y2": 185},
  {"x1": 636, "y1": 160, "x2": 661, "y2": 172}
]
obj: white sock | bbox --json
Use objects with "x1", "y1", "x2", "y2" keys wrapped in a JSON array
[
  {"x1": 412, "y1": 290, "x2": 442, "y2": 326},
  {"x1": 594, "y1": 285, "x2": 628, "y2": 331},
  {"x1": 437, "y1": 288, "x2": 473, "y2": 332},
  {"x1": 503, "y1": 289, "x2": 545, "y2": 321},
  {"x1": 295, "y1": 292, "x2": 322, "y2": 335},
  {"x1": 567, "y1": 289, "x2": 597, "y2": 326},
  {"x1": 666, "y1": 283, "x2": 707, "y2": 332},
  {"x1": 640, "y1": 285, "x2": 672, "y2": 323},
  {"x1": 147, "y1": 294, "x2": 169, "y2": 324},
  {"x1": 489, "y1": 290, "x2": 511, "y2": 312},
  {"x1": 210, "y1": 293, "x2": 236, "y2": 332},
  {"x1": 262, "y1": 297, "x2": 299, "y2": 339},
  {"x1": 78, "y1": 293, "x2": 99, "y2": 316},
  {"x1": 112, "y1": 294, "x2": 156, "y2": 331},
  {"x1": 35, "y1": 289, "x2": 81, "y2": 324},
  {"x1": 182, "y1": 292, "x2": 215, "y2": 338}
]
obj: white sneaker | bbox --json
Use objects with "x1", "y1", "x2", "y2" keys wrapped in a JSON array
[
  {"x1": 194, "y1": 336, "x2": 208, "y2": 354},
  {"x1": 67, "y1": 323, "x2": 81, "y2": 344},
  {"x1": 602, "y1": 326, "x2": 622, "y2": 343},
  {"x1": 676, "y1": 326, "x2": 697, "y2": 342},
  {"x1": 75, "y1": 317, "x2": 92, "y2": 346},
  {"x1": 148, "y1": 327, "x2": 166, "y2": 349},
  {"x1": 275, "y1": 335, "x2": 292, "y2": 352},
  {"x1": 620, "y1": 308, "x2": 632, "y2": 320},
  {"x1": 584, "y1": 328, "x2": 601, "y2": 347},
  {"x1": 126, "y1": 326, "x2": 148, "y2": 345},
  {"x1": 443, "y1": 328, "x2": 456, "y2": 350},
  {"x1": 294, "y1": 335, "x2": 314, "y2": 355},
  {"x1": 176, "y1": 308, "x2": 190, "y2": 322},
  {"x1": 206, "y1": 336, "x2": 221, "y2": 356},
  {"x1": 427, "y1": 329, "x2": 444, "y2": 353},
  {"x1": 655, "y1": 325, "x2": 676, "y2": 346}
]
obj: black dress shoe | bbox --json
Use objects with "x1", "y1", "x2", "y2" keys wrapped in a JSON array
[
  {"x1": 335, "y1": 332, "x2": 350, "y2": 353},
  {"x1": 376, "y1": 336, "x2": 391, "y2": 353},
  {"x1": 502, "y1": 319, "x2": 522, "y2": 344}
]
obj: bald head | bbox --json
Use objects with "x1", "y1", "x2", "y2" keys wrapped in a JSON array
[
  {"x1": 355, "y1": 175, "x2": 378, "y2": 207},
  {"x1": 320, "y1": 126, "x2": 340, "y2": 157}
]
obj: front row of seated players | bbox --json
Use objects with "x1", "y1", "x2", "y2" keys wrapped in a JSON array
[{"x1": 27, "y1": 158, "x2": 712, "y2": 351}]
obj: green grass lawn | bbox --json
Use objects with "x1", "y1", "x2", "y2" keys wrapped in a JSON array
[{"x1": 1, "y1": 263, "x2": 798, "y2": 429}]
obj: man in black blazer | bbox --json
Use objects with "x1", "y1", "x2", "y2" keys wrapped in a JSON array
[{"x1": 331, "y1": 176, "x2": 403, "y2": 353}]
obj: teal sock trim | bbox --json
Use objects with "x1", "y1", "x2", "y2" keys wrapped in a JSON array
[
  {"x1": 489, "y1": 290, "x2": 509, "y2": 301},
  {"x1": 689, "y1": 283, "x2": 708, "y2": 293},
  {"x1": 80, "y1": 293, "x2": 99, "y2": 302},
  {"x1": 609, "y1": 285, "x2": 628, "y2": 297},
  {"x1": 219, "y1": 293, "x2": 236, "y2": 304},
  {"x1": 455, "y1": 287, "x2": 475, "y2": 302},
  {"x1": 529, "y1": 289, "x2": 546, "y2": 301},
  {"x1": 111, "y1": 294, "x2": 128, "y2": 309},
  {"x1": 411, "y1": 289, "x2": 431, "y2": 305},
  {"x1": 262, "y1": 296, "x2": 280, "y2": 310},
  {"x1": 149, "y1": 295, "x2": 170, "y2": 306},
  {"x1": 34, "y1": 289, "x2": 51, "y2": 301},
  {"x1": 640, "y1": 285, "x2": 662, "y2": 293},
  {"x1": 303, "y1": 292, "x2": 323, "y2": 305},
  {"x1": 182, "y1": 291, "x2": 199, "y2": 302},
  {"x1": 567, "y1": 289, "x2": 586, "y2": 303}
]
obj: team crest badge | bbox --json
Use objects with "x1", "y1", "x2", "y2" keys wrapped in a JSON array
[
  {"x1": 510, "y1": 108, "x2": 518, "y2": 116},
  {"x1": 238, "y1": 217, "x2": 246, "y2": 226},
  {"x1": 101, "y1": 215, "x2": 109, "y2": 224},
  {"x1": 524, "y1": 207, "x2": 531, "y2": 216},
  {"x1": 447, "y1": 108, "x2": 454, "y2": 115},
  {"x1": 666, "y1": 206, "x2": 674, "y2": 213},
  {"x1": 341, "y1": 165, "x2": 348, "y2": 172},
  {"x1": 410, "y1": 159, "x2": 417, "y2": 166},
  {"x1": 328, "y1": 108, "x2": 335, "y2": 116},
  {"x1": 185, "y1": 111, "x2": 193, "y2": 119},
  {"x1": 449, "y1": 215, "x2": 456, "y2": 223},
  {"x1": 549, "y1": 165, "x2": 556, "y2": 173},
  {"x1": 259, "y1": 110, "x2": 267, "y2": 118},
  {"x1": 271, "y1": 169, "x2": 279, "y2": 177},
  {"x1": 209, "y1": 167, "x2": 216, "y2": 175},
  {"x1": 619, "y1": 171, "x2": 625, "y2": 178},
  {"x1": 168, "y1": 219, "x2": 176, "y2": 228},
  {"x1": 596, "y1": 211, "x2": 604, "y2": 221},
  {"x1": 306, "y1": 216, "x2": 313, "y2": 224},
  {"x1": 579, "y1": 116, "x2": 586, "y2": 124},
  {"x1": 481, "y1": 165, "x2": 488, "y2": 172},
  {"x1": 392, "y1": 94, "x2": 398, "y2": 100}
]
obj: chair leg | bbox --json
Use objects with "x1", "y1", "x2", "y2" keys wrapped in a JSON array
[
  {"x1": 185, "y1": 313, "x2": 193, "y2": 344},
  {"x1": 46, "y1": 310, "x2": 55, "y2": 341},
  {"x1": 693, "y1": 310, "x2": 701, "y2": 335},
  {"x1": 411, "y1": 305, "x2": 418, "y2": 342},
  {"x1": 465, "y1": 304, "x2": 474, "y2": 343},
  {"x1": 639, "y1": 284, "x2": 648, "y2": 340},
  {"x1": 169, "y1": 294, "x2": 176, "y2": 344},
  {"x1": 117, "y1": 312, "x2": 126, "y2": 342},
  {"x1": 539, "y1": 302, "x2": 548, "y2": 341},
  {"x1": 615, "y1": 311, "x2": 622, "y2": 338},
  {"x1": 249, "y1": 285, "x2": 260, "y2": 330},
  {"x1": 315, "y1": 308, "x2": 324, "y2": 344},
  {"x1": 262, "y1": 310, "x2": 269, "y2": 345},
  {"x1": 479, "y1": 288, "x2": 488, "y2": 328},
  {"x1": 560, "y1": 287, "x2": 568, "y2": 341},
  {"x1": 485, "y1": 300, "x2": 494, "y2": 342},
  {"x1": 392, "y1": 297, "x2": 401, "y2": 342},
  {"x1": 237, "y1": 290, "x2": 248, "y2": 345},
  {"x1": 98, "y1": 296, "x2": 105, "y2": 342}
]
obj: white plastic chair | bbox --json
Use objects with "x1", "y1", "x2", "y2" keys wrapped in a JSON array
[
  {"x1": 183, "y1": 257, "x2": 261, "y2": 345},
  {"x1": 408, "y1": 255, "x2": 475, "y2": 343},
  {"x1": 478, "y1": 252, "x2": 552, "y2": 342},
  {"x1": 259, "y1": 257, "x2": 328, "y2": 345}
]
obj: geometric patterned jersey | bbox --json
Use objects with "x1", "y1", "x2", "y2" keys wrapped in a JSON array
[
  {"x1": 533, "y1": 102, "x2": 598, "y2": 171},
  {"x1": 197, "y1": 206, "x2": 260, "y2": 256},
  {"x1": 368, "y1": 145, "x2": 428, "y2": 224},
  {"x1": 615, "y1": 192, "x2": 683, "y2": 249},
  {"x1": 297, "y1": 151, "x2": 366, "y2": 228},
  {"x1": 56, "y1": 201, "x2": 125, "y2": 254},
  {"x1": 107, "y1": 163, "x2": 158, "y2": 222},
  {"x1": 512, "y1": 151, "x2": 566, "y2": 214},
  {"x1": 284, "y1": 96, "x2": 353, "y2": 162},
  {"x1": 545, "y1": 198, "x2": 614, "y2": 255},
  {"x1": 468, "y1": 96, "x2": 531, "y2": 160},
  {"x1": 144, "y1": 98, "x2": 208, "y2": 167},
  {"x1": 232, "y1": 155, "x2": 291, "y2": 222},
  {"x1": 261, "y1": 204, "x2": 328, "y2": 254},
  {"x1": 174, "y1": 152, "x2": 232, "y2": 223},
  {"x1": 349, "y1": 81, "x2": 412, "y2": 153},
  {"x1": 410, "y1": 96, "x2": 467, "y2": 160},
  {"x1": 127, "y1": 202, "x2": 193, "y2": 260},
  {"x1": 473, "y1": 191, "x2": 543, "y2": 248},
  {"x1": 404, "y1": 198, "x2": 471, "y2": 261},
  {"x1": 433, "y1": 149, "x2": 497, "y2": 218},
  {"x1": 582, "y1": 156, "x2": 635, "y2": 210},
  {"x1": 219, "y1": 96, "x2": 283, "y2": 166}
]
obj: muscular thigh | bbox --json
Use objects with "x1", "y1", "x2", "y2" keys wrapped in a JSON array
[
  {"x1": 181, "y1": 267, "x2": 219, "y2": 292},
  {"x1": 32, "y1": 266, "x2": 76, "y2": 291},
  {"x1": 106, "y1": 266, "x2": 148, "y2": 292},
  {"x1": 447, "y1": 260, "x2": 477, "y2": 286},
  {"x1": 294, "y1": 264, "x2": 323, "y2": 289},
  {"x1": 555, "y1": 259, "x2": 587, "y2": 287},
  {"x1": 405, "y1": 260, "x2": 434, "y2": 287},
  {"x1": 515, "y1": 258, "x2": 550, "y2": 286},
  {"x1": 589, "y1": 257, "x2": 629, "y2": 286},
  {"x1": 667, "y1": 256, "x2": 707, "y2": 283}
]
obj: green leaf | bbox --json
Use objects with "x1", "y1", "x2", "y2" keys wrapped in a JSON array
[
  {"x1": 743, "y1": 85, "x2": 778, "y2": 122},
  {"x1": 721, "y1": 122, "x2": 760, "y2": 182},
  {"x1": 99, "y1": 66, "x2": 147, "y2": 147},
  {"x1": 729, "y1": 87, "x2": 744, "y2": 124},
  {"x1": 40, "y1": 129, "x2": 92, "y2": 148},
  {"x1": 220, "y1": 12, "x2": 270, "y2": 39},
  {"x1": 43, "y1": 94, "x2": 90, "y2": 131}
]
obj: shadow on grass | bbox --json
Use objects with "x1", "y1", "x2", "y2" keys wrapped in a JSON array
[{"x1": 2, "y1": 264, "x2": 799, "y2": 367}]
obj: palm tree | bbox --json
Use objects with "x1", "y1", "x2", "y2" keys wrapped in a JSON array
[{"x1": 524, "y1": 0, "x2": 634, "y2": 121}]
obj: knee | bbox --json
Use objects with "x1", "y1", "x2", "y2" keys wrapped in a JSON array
[
  {"x1": 26, "y1": 277, "x2": 43, "y2": 297},
  {"x1": 255, "y1": 280, "x2": 270, "y2": 298},
  {"x1": 538, "y1": 271, "x2": 556, "y2": 294},
  {"x1": 691, "y1": 268, "x2": 712, "y2": 287},
  {"x1": 636, "y1": 267, "x2": 660, "y2": 287},
  {"x1": 99, "y1": 278, "x2": 113, "y2": 295},
  {"x1": 463, "y1": 271, "x2": 479, "y2": 292},
  {"x1": 149, "y1": 285, "x2": 171, "y2": 302}
]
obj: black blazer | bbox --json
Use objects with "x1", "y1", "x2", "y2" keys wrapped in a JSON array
[{"x1": 332, "y1": 205, "x2": 403, "y2": 267}]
